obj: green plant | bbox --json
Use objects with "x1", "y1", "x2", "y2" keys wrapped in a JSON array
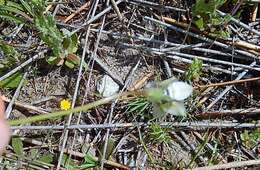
[
  {"x1": 126, "y1": 97, "x2": 151, "y2": 117},
  {"x1": 61, "y1": 154, "x2": 78, "y2": 170},
  {"x1": 4, "y1": 136, "x2": 54, "y2": 169},
  {"x1": 12, "y1": 136, "x2": 24, "y2": 157},
  {"x1": 148, "y1": 123, "x2": 171, "y2": 145},
  {"x1": 0, "y1": 0, "x2": 81, "y2": 69},
  {"x1": 0, "y1": 43, "x2": 24, "y2": 88},
  {"x1": 185, "y1": 58, "x2": 203, "y2": 81},
  {"x1": 0, "y1": 71, "x2": 23, "y2": 88},
  {"x1": 240, "y1": 126, "x2": 260, "y2": 149},
  {"x1": 0, "y1": 1, "x2": 30, "y2": 24},
  {"x1": 0, "y1": 43, "x2": 23, "y2": 70},
  {"x1": 187, "y1": 132, "x2": 210, "y2": 168},
  {"x1": 79, "y1": 153, "x2": 100, "y2": 170},
  {"x1": 192, "y1": 0, "x2": 231, "y2": 38},
  {"x1": 60, "y1": 153, "x2": 100, "y2": 170}
]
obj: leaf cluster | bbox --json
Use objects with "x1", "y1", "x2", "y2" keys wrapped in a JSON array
[
  {"x1": 0, "y1": 43, "x2": 24, "y2": 88},
  {"x1": 0, "y1": 0, "x2": 81, "y2": 69},
  {"x1": 1, "y1": 136, "x2": 54, "y2": 169},
  {"x1": 240, "y1": 121, "x2": 260, "y2": 149},
  {"x1": 192, "y1": 0, "x2": 231, "y2": 38},
  {"x1": 148, "y1": 123, "x2": 171, "y2": 145},
  {"x1": 185, "y1": 58, "x2": 203, "y2": 82}
]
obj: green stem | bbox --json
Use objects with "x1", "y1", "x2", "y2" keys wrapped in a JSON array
[
  {"x1": 188, "y1": 132, "x2": 209, "y2": 168},
  {"x1": 8, "y1": 93, "x2": 126, "y2": 126}
]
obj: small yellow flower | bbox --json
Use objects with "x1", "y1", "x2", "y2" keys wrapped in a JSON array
[{"x1": 60, "y1": 99, "x2": 71, "y2": 110}]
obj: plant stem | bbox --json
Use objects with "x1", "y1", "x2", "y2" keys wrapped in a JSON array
[
  {"x1": 187, "y1": 132, "x2": 210, "y2": 168},
  {"x1": 8, "y1": 92, "x2": 131, "y2": 126}
]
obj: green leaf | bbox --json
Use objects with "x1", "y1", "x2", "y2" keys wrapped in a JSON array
[
  {"x1": 192, "y1": 0, "x2": 225, "y2": 15},
  {"x1": 68, "y1": 34, "x2": 78, "y2": 53},
  {"x1": 99, "y1": 138, "x2": 116, "y2": 160},
  {"x1": 127, "y1": 97, "x2": 151, "y2": 116},
  {"x1": 194, "y1": 17, "x2": 204, "y2": 30},
  {"x1": 80, "y1": 153, "x2": 99, "y2": 170},
  {"x1": 0, "y1": 13, "x2": 26, "y2": 24},
  {"x1": 46, "y1": 56, "x2": 58, "y2": 65},
  {"x1": 20, "y1": 0, "x2": 33, "y2": 16},
  {"x1": 29, "y1": 148, "x2": 38, "y2": 159},
  {"x1": 84, "y1": 153, "x2": 97, "y2": 164},
  {"x1": 35, "y1": 14, "x2": 63, "y2": 58},
  {"x1": 38, "y1": 154, "x2": 53, "y2": 164},
  {"x1": 11, "y1": 137, "x2": 23, "y2": 156},
  {"x1": 185, "y1": 58, "x2": 203, "y2": 81},
  {"x1": 63, "y1": 37, "x2": 71, "y2": 50},
  {"x1": 192, "y1": 0, "x2": 228, "y2": 37},
  {"x1": 0, "y1": 43, "x2": 22, "y2": 60},
  {"x1": 0, "y1": 3, "x2": 25, "y2": 15},
  {"x1": 149, "y1": 123, "x2": 171, "y2": 144},
  {"x1": 63, "y1": 33, "x2": 78, "y2": 54},
  {"x1": 0, "y1": 0, "x2": 5, "y2": 5},
  {"x1": 241, "y1": 128, "x2": 260, "y2": 149},
  {"x1": 61, "y1": 154, "x2": 78, "y2": 170},
  {"x1": 0, "y1": 72, "x2": 23, "y2": 89},
  {"x1": 65, "y1": 60, "x2": 75, "y2": 69},
  {"x1": 6, "y1": 1, "x2": 26, "y2": 12}
]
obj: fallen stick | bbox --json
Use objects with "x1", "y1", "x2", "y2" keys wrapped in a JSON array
[
  {"x1": 197, "y1": 76, "x2": 260, "y2": 89},
  {"x1": 160, "y1": 15, "x2": 260, "y2": 53},
  {"x1": 1, "y1": 95, "x2": 49, "y2": 114},
  {"x1": 192, "y1": 159, "x2": 260, "y2": 170},
  {"x1": 64, "y1": 1, "x2": 91, "y2": 23}
]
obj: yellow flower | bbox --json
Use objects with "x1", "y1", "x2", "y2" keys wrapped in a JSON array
[{"x1": 60, "y1": 99, "x2": 71, "y2": 110}]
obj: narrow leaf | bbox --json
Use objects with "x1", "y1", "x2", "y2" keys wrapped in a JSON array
[{"x1": 11, "y1": 137, "x2": 23, "y2": 156}]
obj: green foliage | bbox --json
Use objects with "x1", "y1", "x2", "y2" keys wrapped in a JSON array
[
  {"x1": 192, "y1": 0, "x2": 231, "y2": 38},
  {"x1": 61, "y1": 154, "x2": 78, "y2": 170},
  {"x1": 148, "y1": 123, "x2": 171, "y2": 144},
  {"x1": 0, "y1": 43, "x2": 25, "y2": 89},
  {"x1": 38, "y1": 154, "x2": 53, "y2": 164},
  {"x1": 0, "y1": 1, "x2": 28, "y2": 24},
  {"x1": 0, "y1": 43, "x2": 23, "y2": 71},
  {"x1": 127, "y1": 97, "x2": 151, "y2": 116},
  {"x1": 60, "y1": 153, "x2": 100, "y2": 170},
  {"x1": 0, "y1": 72, "x2": 23, "y2": 89},
  {"x1": 11, "y1": 136, "x2": 24, "y2": 156},
  {"x1": 0, "y1": 0, "x2": 81, "y2": 69},
  {"x1": 79, "y1": 153, "x2": 100, "y2": 170},
  {"x1": 8, "y1": 136, "x2": 54, "y2": 169},
  {"x1": 99, "y1": 138, "x2": 116, "y2": 160},
  {"x1": 185, "y1": 58, "x2": 203, "y2": 81},
  {"x1": 35, "y1": 15, "x2": 63, "y2": 59},
  {"x1": 241, "y1": 128, "x2": 260, "y2": 149}
]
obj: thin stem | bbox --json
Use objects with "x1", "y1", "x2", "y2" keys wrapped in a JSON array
[{"x1": 8, "y1": 92, "x2": 131, "y2": 126}]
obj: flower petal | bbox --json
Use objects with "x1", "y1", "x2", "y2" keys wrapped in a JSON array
[
  {"x1": 152, "y1": 102, "x2": 167, "y2": 118},
  {"x1": 165, "y1": 81, "x2": 193, "y2": 101},
  {"x1": 163, "y1": 101, "x2": 186, "y2": 117}
]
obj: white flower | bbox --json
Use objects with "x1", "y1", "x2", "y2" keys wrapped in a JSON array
[
  {"x1": 162, "y1": 101, "x2": 186, "y2": 117},
  {"x1": 148, "y1": 78, "x2": 193, "y2": 117},
  {"x1": 164, "y1": 81, "x2": 193, "y2": 101}
]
